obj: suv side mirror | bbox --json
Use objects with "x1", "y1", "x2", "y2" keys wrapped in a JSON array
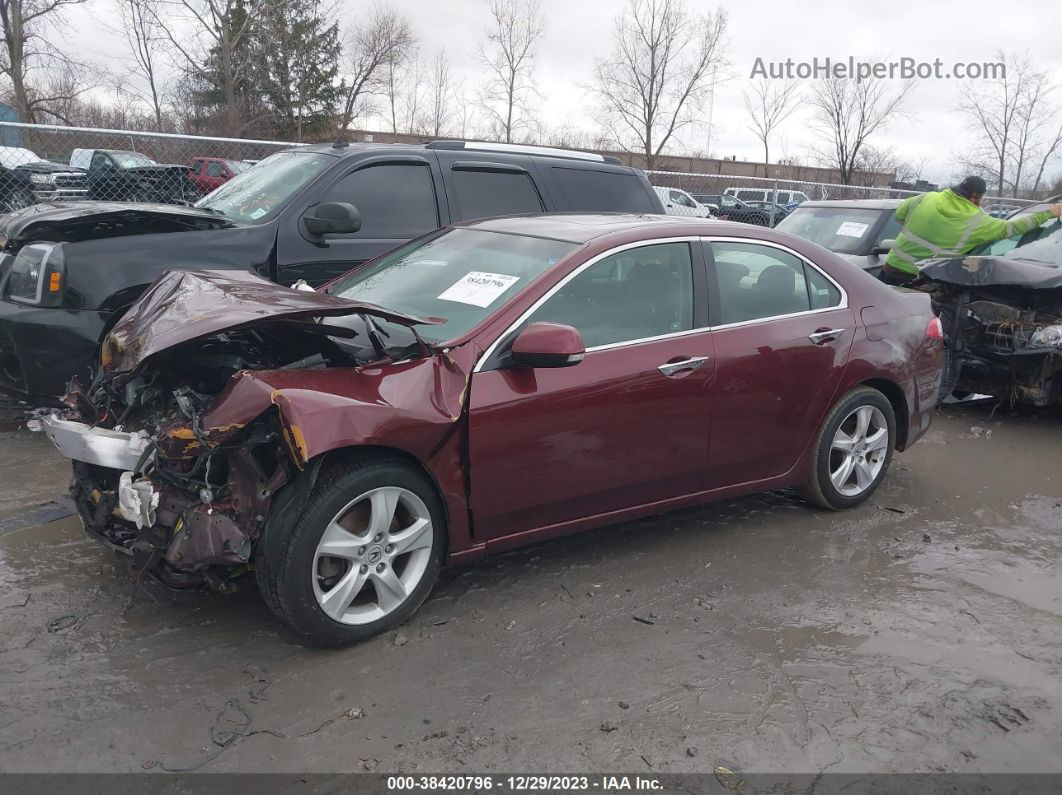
[
  {"x1": 510, "y1": 322, "x2": 585, "y2": 368},
  {"x1": 302, "y1": 202, "x2": 361, "y2": 237},
  {"x1": 871, "y1": 238, "x2": 896, "y2": 256}
]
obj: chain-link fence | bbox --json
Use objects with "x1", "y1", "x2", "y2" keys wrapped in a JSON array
[
  {"x1": 0, "y1": 121, "x2": 298, "y2": 211},
  {"x1": 646, "y1": 170, "x2": 1041, "y2": 226},
  {"x1": 0, "y1": 120, "x2": 1047, "y2": 220}
]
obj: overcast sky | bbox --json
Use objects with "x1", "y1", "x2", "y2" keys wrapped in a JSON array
[{"x1": 62, "y1": 0, "x2": 1062, "y2": 183}]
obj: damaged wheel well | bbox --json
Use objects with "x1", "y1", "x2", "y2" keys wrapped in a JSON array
[{"x1": 862, "y1": 378, "x2": 909, "y2": 450}]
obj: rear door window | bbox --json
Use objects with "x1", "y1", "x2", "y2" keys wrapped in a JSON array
[
  {"x1": 322, "y1": 163, "x2": 439, "y2": 239},
  {"x1": 449, "y1": 168, "x2": 544, "y2": 221},
  {"x1": 735, "y1": 190, "x2": 766, "y2": 202},
  {"x1": 709, "y1": 241, "x2": 812, "y2": 325},
  {"x1": 548, "y1": 167, "x2": 656, "y2": 212}
]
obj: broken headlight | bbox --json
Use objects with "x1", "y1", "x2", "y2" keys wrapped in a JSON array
[
  {"x1": 1030, "y1": 325, "x2": 1062, "y2": 349},
  {"x1": 3, "y1": 242, "x2": 65, "y2": 307}
]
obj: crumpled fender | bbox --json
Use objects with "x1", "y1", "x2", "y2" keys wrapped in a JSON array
[{"x1": 156, "y1": 346, "x2": 477, "y2": 467}]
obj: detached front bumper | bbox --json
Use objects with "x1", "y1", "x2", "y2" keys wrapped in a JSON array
[
  {"x1": 0, "y1": 300, "x2": 104, "y2": 401},
  {"x1": 42, "y1": 415, "x2": 151, "y2": 470}
]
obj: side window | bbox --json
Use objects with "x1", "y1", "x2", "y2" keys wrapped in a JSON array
[
  {"x1": 670, "y1": 190, "x2": 695, "y2": 208},
  {"x1": 449, "y1": 168, "x2": 544, "y2": 221},
  {"x1": 805, "y1": 265, "x2": 842, "y2": 309},
  {"x1": 90, "y1": 152, "x2": 109, "y2": 170},
  {"x1": 735, "y1": 190, "x2": 764, "y2": 203},
  {"x1": 322, "y1": 163, "x2": 438, "y2": 238},
  {"x1": 206, "y1": 161, "x2": 225, "y2": 177},
  {"x1": 548, "y1": 167, "x2": 657, "y2": 212},
  {"x1": 526, "y1": 242, "x2": 694, "y2": 349},
  {"x1": 710, "y1": 242, "x2": 810, "y2": 325}
]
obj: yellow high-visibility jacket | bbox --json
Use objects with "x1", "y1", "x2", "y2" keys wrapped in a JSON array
[{"x1": 885, "y1": 189, "x2": 1054, "y2": 275}]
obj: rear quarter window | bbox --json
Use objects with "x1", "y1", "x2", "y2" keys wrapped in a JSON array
[
  {"x1": 449, "y1": 168, "x2": 544, "y2": 221},
  {"x1": 548, "y1": 167, "x2": 656, "y2": 212}
]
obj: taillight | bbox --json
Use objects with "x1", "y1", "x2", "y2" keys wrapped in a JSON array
[{"x1": 926, "y1": 316, "x2": 944, "y2": 339}]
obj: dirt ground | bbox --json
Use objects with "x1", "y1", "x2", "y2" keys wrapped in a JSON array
[{"x1": 0, "y1": 401, "x2": 1060, "y2": 775}]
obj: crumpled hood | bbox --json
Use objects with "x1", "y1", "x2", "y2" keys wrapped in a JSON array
[
  {"x1": 0, "y1": 201, "x2": 232, "y2": 244},
  {"x1": 919, "y1": 255, "x2": 1062, "y2": 290},
  {"x1": 102, "y1": 269, "x2": 441, "y2": 376}
]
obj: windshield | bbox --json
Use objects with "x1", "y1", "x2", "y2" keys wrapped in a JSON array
[
  {"x1": 978, "y1": 219, "x2": 1062, "y2": 265},
  {"x1": 196, "y1": 151, "x2": 333, "y2": 221},
  {"x1": 329, "y1": 228, "x2": 579, "y2": 344},
  {"x1": 111, "y1": 151, "x2": 157, "y2": 168},
  {"x1": 775, "y1": 207, "x2": 886, "y2": 254}
]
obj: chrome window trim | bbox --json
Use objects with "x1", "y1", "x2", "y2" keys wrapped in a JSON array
[
  {"x1": 472, "y1": 235, "x2": 849, "y2": 371},
  {"x1": 473, "y1": 236, "x2": 701, "y2": 372}
]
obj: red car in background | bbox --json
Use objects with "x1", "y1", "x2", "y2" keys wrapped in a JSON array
[
  {"x1": 42, "y1": 214, "x2": 944, "y2": 646},
  {"x1": 187, "y1": 156, "x2": 252, "y2": 195}
]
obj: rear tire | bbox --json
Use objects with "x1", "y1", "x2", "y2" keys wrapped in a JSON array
[
  {"x1": 800, "y1": 387, "x2": 896, "y2": 510},
  {"x1": 268, "y1": 454, "x2": 446, "y2": 647}
]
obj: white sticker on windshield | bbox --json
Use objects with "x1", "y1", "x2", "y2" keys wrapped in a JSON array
[
  {"x1": 249, "y1": 208, "x2": 268, "y2": 220},
  {"x1": 438, "y1": 271, "x2": 520, "y2": 307},
  {"x1": 836, "y1": 221, "x2": 869, "y2": 237}
]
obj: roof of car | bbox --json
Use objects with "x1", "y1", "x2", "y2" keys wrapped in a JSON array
[
  {"x1": 292, "y1": 140, "x2": 628, "y2": 166},
  {"x1": 455, "y1": 213, "x2": 741, "y2": 244},
  {"x1": 794, "y1": 198, "x2": 905, "y2": 210}
]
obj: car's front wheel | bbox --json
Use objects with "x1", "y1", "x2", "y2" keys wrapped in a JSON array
[
  {"x1": 801, "y1": 386, "x2": 896, "y2": 510},
  {"x1": 264, "y1": 454, "x2": 446, "y2": 646}
]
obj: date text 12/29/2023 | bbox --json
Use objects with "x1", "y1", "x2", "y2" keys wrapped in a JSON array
[{"x1": 386, "y1": 775, "x2": 665, "y2": 791}]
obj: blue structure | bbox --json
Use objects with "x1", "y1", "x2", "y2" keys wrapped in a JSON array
[{"x1": 0, "y1": 103, "x2": 21, "y2": 146}]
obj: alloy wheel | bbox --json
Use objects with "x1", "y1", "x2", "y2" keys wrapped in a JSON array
[
  {"x1": 312, "y1": 486, "x2": 434, "y2": 625},
  {"x1": 828, "y1": 405, "x2": 889, "y2": 497}
]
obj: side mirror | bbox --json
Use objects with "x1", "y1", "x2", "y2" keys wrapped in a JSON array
[
  {"x1": 510, "y1": 322, "x2": 585, "y2": 369},
  {"x1": 871, "y1": 238, "x2": 896, "y2": 256},
  {"x1": 302, "y1": 201, "x2": 361, "y2": 237}
]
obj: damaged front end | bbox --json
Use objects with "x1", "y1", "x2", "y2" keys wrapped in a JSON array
[
  {"x1": 44, "y1": 268, "x2": 461, "y2": 592},
  {"x1": 919, "y1": 256, "x2": 1062, "y2": 406}
]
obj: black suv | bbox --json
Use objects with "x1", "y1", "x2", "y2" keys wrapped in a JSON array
[{"x1": 0, "y1": 140, "x2": 663, "y2": 400}]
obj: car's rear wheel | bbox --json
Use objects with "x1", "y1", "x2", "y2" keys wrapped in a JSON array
[
  {"x1": 266, "y1": 454, "x2": 446, "y2": 647},
  {"x1": 801, "y1": 386, "x2": 896, "y2": 510}
]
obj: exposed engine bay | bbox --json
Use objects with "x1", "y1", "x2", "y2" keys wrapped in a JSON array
[
  {"x1": 918, "y1": 256, "x2": 1062, "y2": 407},
  {"x1": 45, "y1": 269, "x2": 458, "y2": 593}
]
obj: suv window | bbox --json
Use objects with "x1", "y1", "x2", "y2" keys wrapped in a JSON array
[
  {"x1": 669, "y1": 190, "x2": 696, "y2": 208},
  {"x1": 549, "y1": 167, "x2": 656, "y2": 212},
  {"x1": 735, "y1": 190, "x2": 766, "y2": 202},
  {"x1": 710, "y1": 241, "x2": 839, "y2": 324},
  {"x1": 206, "y1": 161, "x2": 225, "y2": 177},
  {"x1": 449, "y1": 168, "x2": 544, "y2": 221},
  {"x1": 525, "y1": 242, "x2": 694, "y2": 348},
  {"x1": 322, "y1": 163, "x2": 438, "y2": 238}
]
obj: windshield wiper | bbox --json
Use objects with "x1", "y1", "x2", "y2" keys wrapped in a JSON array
[{"x1": 196, "y1": 205, "x2": 226, "y2": 216}]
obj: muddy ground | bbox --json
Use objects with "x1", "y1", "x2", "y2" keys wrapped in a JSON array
[{"x1": 0, "y1": 401, "x2": 1060, "y2": 775}]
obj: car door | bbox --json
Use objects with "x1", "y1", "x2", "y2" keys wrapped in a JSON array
[
  {"x1": 468, "y1": 239, "x2": 715, "y2": 541},
  {"x1": 703, "y1": 238, "x2": 854, "y2": 489},
  {"x1": 275, "y1": 155, "x2": 445, "y2": 286}
]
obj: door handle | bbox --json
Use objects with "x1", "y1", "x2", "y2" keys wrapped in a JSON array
[
  {"x1": 808, "y1": 328, "x2": 845, "y2": 345},
  {"x1": 657, "y1": 356, "x2": 710, "y2": 376}
]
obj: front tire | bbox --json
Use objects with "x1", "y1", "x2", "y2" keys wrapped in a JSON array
[
  {"x1": 267, "y1": 454, "x2": 446, "y2": 647},
  {"x1": 801, "y1": 387, "x2": 896, "y2": 510}
]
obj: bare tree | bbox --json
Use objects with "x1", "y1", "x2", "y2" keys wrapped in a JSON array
[
  {"x1": 0, "y1": 0, "x2": 90, "y2": 121},
  {"x1": 337, "y1": 4, "x2": 415, "y2": 132},
  {"x1": 743, "y1": 77, "x2": 799, "y2": 176},
  {"x1": 114, "y1": 0, "x2": 168, "y2": 130},
  {"x1": 382, "y1": 45, "x2": 422, "y2": 134},
  {"x1": 424, "y1": 49, "x2": 454, "y2": 137},
  {"x1": 809, "y1": 74, "x2": 913, "y2": 185},
  {"x1": 1028, "y1": 120, "x2": 1062, "y2": 196},
  {"x1": 477, "y1": 0, "x2": 545, "y2": 143},
  {"x1": 593, "y1": 0, "x2": 727, "y2": 170}
]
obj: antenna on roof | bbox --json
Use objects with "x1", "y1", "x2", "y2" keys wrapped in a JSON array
[{"x1": 332, "y1": 138, "x2": 349, "y2": 149}]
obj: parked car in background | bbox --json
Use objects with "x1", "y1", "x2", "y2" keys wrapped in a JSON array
[
  {"x1": 0, "y1": 164, "x2": 35, "y2": 214},
  {"x1": 725, "y1": 187, "x2": 810, "y2": 208},
  {"x1": 744, "y1": 200, "x2": 791, "y2": 225},
  {"x1": 0, "y1": 146, "x2": 88, "y2": 203},
  {"x1": 69, "y1": 148, "x2": 197, "y2": 204},
  {"x1": 188, "y1": 156, "x2": 252, "y2": 196},
  {"x1": 41, "y1": 213, "x2": 943, "y2": 645},
  {"x1": 1005, "y1": 195, "x2": 1062, "y2": 219},
  {"x1": 775, "y1": 199, "x2": 902, "y2": 275},
  {"x1": 653, "y1": 186, "x2": 714, "y2": 217},
  {"x1": 919, "y1": 218, "x2": 1062, "y2": 406},
  {"x1": 693, "y1": 193, "x2": 772, "y2": 226},
  {"x1": 0, "y1": 140, "x2": 664, "y2": 400}
]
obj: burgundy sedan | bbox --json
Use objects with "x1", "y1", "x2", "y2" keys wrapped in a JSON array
[{"x1": 43, "y1": 214, "x2": 944, "y2": 646}]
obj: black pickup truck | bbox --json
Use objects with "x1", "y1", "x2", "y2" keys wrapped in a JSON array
[{"x1": 0, "y1": 140, "x2": 663, "y2": 400}]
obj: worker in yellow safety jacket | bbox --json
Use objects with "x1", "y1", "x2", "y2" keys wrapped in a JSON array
[{"x1": 880, "y1": 175, "x2": 1062, "y2": 286}]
